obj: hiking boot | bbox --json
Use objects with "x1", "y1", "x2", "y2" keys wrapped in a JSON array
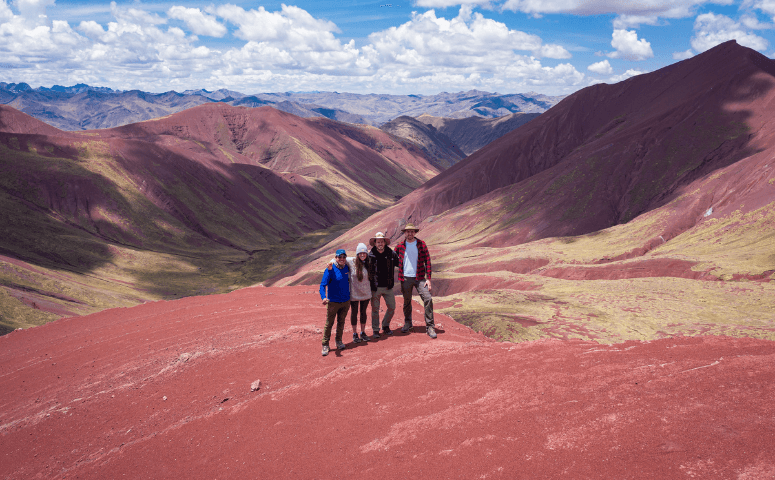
[
  {"x1": 383, "y1": 327, "x2": 393, "y2": 336},
  {"x1": 401, "y1": 322, "x2": 412, "y2": 333},
  {"x1": 427, "y1": 326, "x2": 437, "y2": 339},
  {"x1": 353, "y1": 332, "x2": 361, "y2": 343},
  {"x1": 322, "y1": 345, "x2": 330, "y2": 356},
  {"x1": 336, "y1": 341, "x2": 346, "y2": 350},
  {"x1": 372, "y1": 331, "x2": 381, "y2": 339},
  {"x1": 360, "y1": 332, "x2": 369, "y2": 342}
]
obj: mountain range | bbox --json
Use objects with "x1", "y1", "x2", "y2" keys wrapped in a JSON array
[
  {"x1": 0, "y1": 83, "x2": 563, "y2": 131},
  {"x1": 0, "y1": 40, "x2": 773, "y2": 342}
]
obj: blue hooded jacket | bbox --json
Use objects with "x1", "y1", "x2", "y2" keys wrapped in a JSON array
[{"x1": 319, "y1": 263, "x2": 350, "y2": 303}]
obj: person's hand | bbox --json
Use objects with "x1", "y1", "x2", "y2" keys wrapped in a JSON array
[
  {"x1": 322, "y1": 298, "x2": 329, "y2": 305},
  {"x1": 426, "y1": 279, "x2": 432, "y2": 292},
  {"x1": 327, "y1": 262, "x2": 333, "y2": 271}
]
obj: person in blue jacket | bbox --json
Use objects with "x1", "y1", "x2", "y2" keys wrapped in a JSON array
[{"x1": 319, "y1": 249, "x2": 351, "y2": 356}]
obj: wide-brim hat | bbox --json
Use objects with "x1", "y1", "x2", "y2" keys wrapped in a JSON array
[
  {"x1": 369, "y1": 232, "x2": 391, "y2": 247},
  {"x1": 401, "y1": 223, "x2": 420, "y2": 233}
]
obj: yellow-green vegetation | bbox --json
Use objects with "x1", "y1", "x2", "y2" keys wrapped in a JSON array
[
  {"x1": 655, "y1": 205, "x2": 775, "y2": 278},
  {"x1": 428, "y1": 201, "x2": 775, "y2": 344},
  {"x1": 435, "y1": 275, "x2": 775, "y2": 344}
]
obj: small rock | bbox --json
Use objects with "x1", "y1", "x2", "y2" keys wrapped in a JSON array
[
  {"x1": 163, "y1": 396, "x2": 167, "y2": 401},
  {"x1": 251, "y1": 380, "x2": 261, "y2": 392}
]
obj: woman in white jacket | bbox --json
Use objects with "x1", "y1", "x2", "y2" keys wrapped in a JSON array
[{"x1": 330, "y1": 243, "x2": 372, "y2": 343}]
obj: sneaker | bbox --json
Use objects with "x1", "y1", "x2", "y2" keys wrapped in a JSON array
[
  {"x1": 401, "y1": 322, "x2": 412, "y2": 333},
  {"x1": 336, "y1": 341, "x2": 346, "y2": 350},
  {"x1": 383, "y1": 327, "x2": 393, "y2": 336},
  {"x1": 360, "y1": 332, "x2": 369, "y2": 342},
  {"x1": 322, "y1": 345, "x2": 330, "y2": 356},
  {"x1": 372, "y1": 331, "x2": 381, "y2": 339},
  {"x1": 353, "y1": 332, "x2": 361, "y2": 343},
  {"x1": 427, "y1": 326, "x2": 437, "y2": 339}
]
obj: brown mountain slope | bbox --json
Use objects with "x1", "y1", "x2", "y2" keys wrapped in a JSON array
[
  {"x1": 380, "y1": 115, "x2": 466, "y2": 170},
  {"x1": 272, "y1": 41, "x2": 775, "y2": 344},
  {"x1": 0, "y1": 104, "x2": 439, "y2": 330},
  {"x1": 361, "y1": 40, "x2": 775, "y2": 241},
  {"x1": 416, "y1": 112, "x2": 540, "y2": 155},
  {"x1": 1, "y1": 286, "x2": 774, "y2": 478}
]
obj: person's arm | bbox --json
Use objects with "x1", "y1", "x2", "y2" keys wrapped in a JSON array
[
  {"x1": 422, "y1": 242, "x2": 432, "y2": 290},
  {"x1": 320, "y1": 268, "x2": 331, "y2": 304}
]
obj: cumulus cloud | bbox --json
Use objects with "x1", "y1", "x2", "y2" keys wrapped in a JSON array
[
  {"x1": 587, "y1": 59, "x2": 613, "y2": 74},
  {"x1": 13, "y1": 0, "x2": 55, "y2": 19},
  {"x1": 168, "y1": 6, "x2": 227, "y2": 38},
  {"x1": 607, "y1": 29, "x2": 654, "y2": 60},
  {"x1": 742, "y1": 0, "x2": 775, "y2": 16},
  {"x1": 607, "y1": 68, "x2": 646, "y2": 83},
  {"x1": 672, "y1": 49, "x2": 694, "y2": 59},
  {"x1": 0, "y1": 2, "x2": 584, "y2": 94},
  {"x1": 691, "y1": 12, "x2": 769, "y2": 52},
  {"x1": 537, "y1": 43, "x2": 572, "y2": 59}
]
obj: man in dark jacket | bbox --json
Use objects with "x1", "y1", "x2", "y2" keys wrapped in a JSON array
[
  {"x1": 367, "y1": 232, "x2": 398, "y2": 338},
  {"x1": 393, "y1": 223, "x2": 436, "y2": 338}
]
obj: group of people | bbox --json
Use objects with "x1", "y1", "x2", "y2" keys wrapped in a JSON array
[{"x1": 318, "y1": 223, "x2": 436, "y2": 356}]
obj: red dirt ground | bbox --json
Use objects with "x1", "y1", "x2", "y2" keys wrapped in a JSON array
[{"x1": 2, "y1": 285, "x2": 773, "y2": 479}]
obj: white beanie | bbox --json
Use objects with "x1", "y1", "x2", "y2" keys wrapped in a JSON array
[{"x1": 356, "y1": 243, "x2": 368, "y2": 254}]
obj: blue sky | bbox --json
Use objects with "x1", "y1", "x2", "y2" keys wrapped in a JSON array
[{"x1": 1, "y1": 0, "x2": 774, "y2": 95}]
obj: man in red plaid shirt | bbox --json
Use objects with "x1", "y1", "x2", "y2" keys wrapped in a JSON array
[{"x1": 394, "y1": 223, "x2": 437, "y2": 338}]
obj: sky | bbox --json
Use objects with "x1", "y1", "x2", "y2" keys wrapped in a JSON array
[{"x1": 1, "y1": 0, "x2": 775, "y2": 96}]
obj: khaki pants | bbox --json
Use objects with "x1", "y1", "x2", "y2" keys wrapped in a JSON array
[
  {"x1": 371, "y1": 287, "x2": 396, "y2": 332},
  {"x1": 401, "y1": 278, "x2": 434, "y2": 327},
  {"x1": 322, "y1": 301, "x2": 350, "y2": 345}
]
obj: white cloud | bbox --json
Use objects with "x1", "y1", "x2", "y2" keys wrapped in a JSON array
[
  {"x1": 672, "y1": 49, "x2": 694, "y2": 59},
  {"x1": 613, "y1": 14, "x2": 661, "y2": 29},
  {"x1": 740, "y1": 13, "x2": 774, "y2": 29},
  {"x1": 501, "y1": 0, "x2": 733, "y2": 17},
  {"x1": 0, "y1": 0, "x2": 15, "y2": 21},
  {"x1": 13, "y1": 0, "x2": 54, "y2": 19},
  {"x1": 537, "y1": 43, "x2": 571, "y2": 58},
  {"x1": 415, "y1": 0, "x2": 493, "y2": 7},
  {"x1": 587, "y1": 59, "x2": 613, "y2": 74},
  {"x1": 607, "y1": 29, "x2": 654, "y2": 60},
  {"x1": 691, "y1": 12, "x2": 769, "y2": 52},
  {"x1": 0, "y1": 2, "x2": 584, "y2": 95},
  {"x1": 607, "y1": 68, "x2": 646, "y2": 83},
  {"x1": 168, "y1": 6, "x2": 226, "y2": 38},
  {"x1": 742, "y1": 0, "x2": 775, "y2": 16}
]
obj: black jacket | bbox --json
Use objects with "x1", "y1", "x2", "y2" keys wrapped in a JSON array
[{"x1": 368, "y1": 246, "x2": 398, "y2": 291}]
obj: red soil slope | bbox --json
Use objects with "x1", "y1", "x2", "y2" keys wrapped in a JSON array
[{"x1": 1, "y1": 286, "x2": 773, "y2": 479}]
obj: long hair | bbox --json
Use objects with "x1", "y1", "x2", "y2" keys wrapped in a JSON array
[{"x1": 355, "y1": 254, "x2": 367, "y2": 282}]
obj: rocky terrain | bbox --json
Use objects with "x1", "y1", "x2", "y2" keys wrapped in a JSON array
[
  {"x1": 1, "y1": 286, "x2": 773, "y2": 479},
  {"x1": 0, "y1": 104, "x2": 438, "y2": 330},
  {"x1": 0, "y1": 83, "x2": 564, "y2": 131}
]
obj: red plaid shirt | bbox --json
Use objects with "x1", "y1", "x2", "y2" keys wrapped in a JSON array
[{"x1": 394, "y1": 238, "x2": 432, "y2": 282}]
